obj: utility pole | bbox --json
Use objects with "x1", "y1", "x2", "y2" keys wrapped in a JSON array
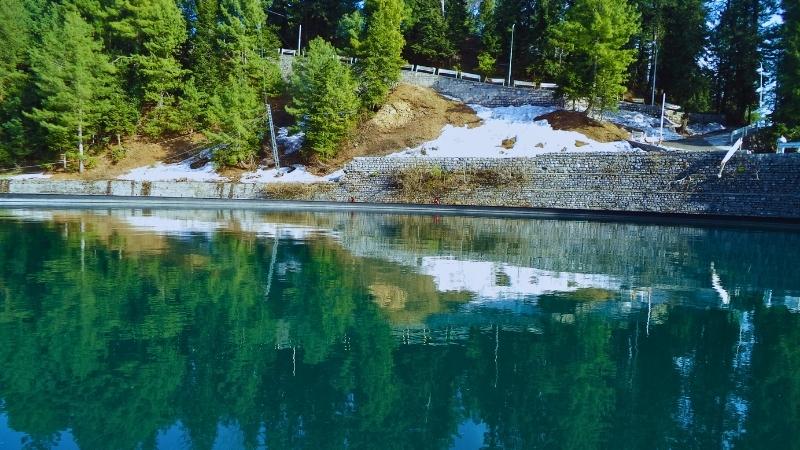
[
  {"x1": 757, "y1": 62, "x2": 764, "y2": 113},
  {"x1": 507, "y1": 23, "x2": 515, "y2": 87},
  {"x1": 651, "y1": 35, "x2": 658, "y2": 106},
  {"x1": 659, "y1": 92, "x2": 666, "y2": 145},
  {"x1": 297, "y1": 24, "x2": 302, "y2": 54}
]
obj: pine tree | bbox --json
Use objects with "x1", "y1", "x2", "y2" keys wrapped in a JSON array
[
  {"x1": 26, "y1": 9, "x2": 117, "y2": 172},
  {"x1": 204, "y1": 0, "x2": 282, "y2": 166},
  {"x1": 287, "y1": 38, "x2": 361, "y2": 158},
  {"x1": 774, "y1": 0, "x2": 800, "y2": 133},
  {"x1": 0, "y1": 0, "x2": 33, "y2": 163},
  {"x1": 359, "y1": 0, "x2": 406, "y2": 109},
  {"x1": 444, "y1": 0, "x2": 475, "y2": 68},
  {"x1": 476, "y1": 0, "x2": 500, "y2": 78},
  {"x1": 336, "y1": 10, "x2": 365, "y2": 56},
  {"x1": 405, "y1": 0, "x2": 455, "y2": 66},
  {"x1": 206, "y1": 77, "x2": 263, "y2": 167},
  {"x1": 657, "y1": 0, "x2": 711, "y2": 111},
  {"x1": 551, "y1": 0, "x2": 640, "y2": 113},
  {"x1": 107, "y1": 0, "x2": 188, "y2": 135},
  {"x1": 710, "y1": 0, "x2": 773, "y2": 124}
]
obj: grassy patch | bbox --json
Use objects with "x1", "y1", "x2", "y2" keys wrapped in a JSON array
[
  {"x1": 262, "y1": 182, "x2": 336, "y2": 200},
  {"x1": 391, "y1": 164, "x2": 528, "y2": 202}
]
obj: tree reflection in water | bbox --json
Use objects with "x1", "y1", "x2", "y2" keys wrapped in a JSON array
[{"x1": 0, "y1": 209, "x2": 798, "y2": 449}]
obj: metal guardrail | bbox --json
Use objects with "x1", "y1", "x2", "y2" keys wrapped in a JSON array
[
  {"x1": 777, "y1": 142, "x2": 800, "y2": 154},
  {"x1": 280, "y1": 50, "x2": 559, "y2": 88},
  {"x1": 730, "y1": 122, "x2": 765, "y2": 144}
]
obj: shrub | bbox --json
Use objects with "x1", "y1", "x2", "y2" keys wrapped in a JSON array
[{"x1": 287, "y1": 38, "x2": 361, "y2": 159}]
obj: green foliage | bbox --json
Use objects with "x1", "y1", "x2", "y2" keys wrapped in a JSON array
[
  {"x1": 774, "y1": 0, "x2": 800, "y2": 129},
  {"x1": 359, "y1": 0, "x2": 406, "y2": 109},
  {"x1": 477, "y1": 51, "x2": 497, "y2": 78},
  {"x1": 202, "y1": 0, "x2": 282, "y2": 165},
  {"x1": 0, "y1": 0, "x2": 32, "y2": 164},
  {"x1": 551, "y1": 0, "x2": 640, "y2": 113},
  {"x1": 26, "y1": 8, "x2": 117, "y2": 156},
  {"x1": 287, "y1": 38, "x2": 361, "y2": 158},
  {"x1": 710, "y1": 0, "x2": 767, "y2": 124},
  {"x1": 405, "y1": 0, "x2": 456, "y2": 66},
  {"x1": 336, "y1": 10, "x2": 365, "y2": 56},
  {"x1": 206, "y1": 77, "x2": 263, "y2": 167},
  {"x1": 107, "y1": 0, "x2": 189, "y2": 135}
]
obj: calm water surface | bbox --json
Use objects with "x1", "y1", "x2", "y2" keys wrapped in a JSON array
[{"x1": 0, "y1": 208, "x2": 798, "y2": 450}]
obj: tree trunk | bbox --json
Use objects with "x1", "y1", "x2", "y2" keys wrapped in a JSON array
[{"x1": 78, "y1": 122, "x2": 84, "y2": 174}]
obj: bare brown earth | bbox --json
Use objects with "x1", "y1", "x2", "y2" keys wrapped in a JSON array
[
  {"x1": 53, "y1": 133, "x2": 206, "y2": 180},
  {"x1": 303, "y1": 83, "x2": 481, "y2": 175},
  {"x1": 47, "y1": 84, "x2": 479, "y2": 180},
  {"x1": 534, "y1": 110, "x2": 630, "y2": 143}
]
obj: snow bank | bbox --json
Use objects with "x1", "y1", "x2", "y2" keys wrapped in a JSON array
[
  {"x1": 240, "y1": 165, "x2": 329, "y2": 183},
  {"x1": 601, "y1": 109, "x2": 683, "y2": 141},
  {"x1": 389, "y1": 104, "x2": 637, "y2": 158},
  {"x1": 117, "y1": 149, "x2": 227, "y2": 182},
  {"x1": 276, "y1": 127, "x2": 304, "y2": 154},
  {"x1": 685, "y1": 122, "x2": 726, "y2": 136}
]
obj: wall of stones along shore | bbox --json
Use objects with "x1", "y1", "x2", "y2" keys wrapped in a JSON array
[
  {"x1": 334, "y1": 153, "x2": 800, "y2": 219},
  {"x1": 2, "y1": 152, "x2": 800, "y2": 219}
]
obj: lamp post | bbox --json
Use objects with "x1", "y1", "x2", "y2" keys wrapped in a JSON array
[
  {"x1": 507, "y1": 23, "x2": 515, "y2": 87},
  {"x1": 757, "y1": 62, "x2": 764, "y2": 112}
]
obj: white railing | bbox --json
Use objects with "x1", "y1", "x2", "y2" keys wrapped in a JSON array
[
  {"x1": 730, "y1": 122, "x2": 765, "y2": 144},
  {"x1": 280, "y1": 51, "x2": 560, "y2": 89},
  {"x1": 437, "y1": 68, "x2": 459, "y2": 78},
  {"x1": 777, "y1": 142, "x2": 800, "y2": 154},
  {"x1": 513, "y1": 80, "x2": 535, "y2": 88},
  {"x1": 460, "y1": 72, "x2": 481, "y2": 82}
]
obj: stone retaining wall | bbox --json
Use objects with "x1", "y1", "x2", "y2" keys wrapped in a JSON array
[
  {"x1": 3, "y1": 152, "x2": 800, "y2": 219},
  {"x1": 401, "y1": 72, "x2": 560, "y2": 107},
  {"x1": 335, "y1": 153, "x2": 800, "y2": 218}
]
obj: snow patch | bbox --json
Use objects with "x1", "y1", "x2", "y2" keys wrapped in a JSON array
[
  {"x1": 601, "y1": 109, "x2": 683, "y2": 141},
  {"x1": 685, "y1": 122, "x2": 726, "y2": 136},
  {"x1": 240, "y1": 165, "x2": 326, "y2": 184},
  {"x1": 389, "y1": 104, "x2": 637, "y2": 158},
  {"x1": 117, "y1": 149, "x2": 227, "y2": 182},
  {"x1": 276, "y1": 127, "x2": 304, "y2": 154}
]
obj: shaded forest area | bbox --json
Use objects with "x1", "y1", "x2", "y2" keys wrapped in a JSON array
[{"x1": 0, "y1": 0, "x2": 797, "y2": 170}]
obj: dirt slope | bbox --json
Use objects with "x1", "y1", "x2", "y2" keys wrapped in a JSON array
[
  {"x1": 305, "y1": 83, "x2": 481, "y2": 174},
  {"x1": 534, "y1": 110, "x2": 630, "y2": 143}
]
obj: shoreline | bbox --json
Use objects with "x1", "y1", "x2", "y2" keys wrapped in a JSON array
[{"x1": 2, "y1": 193, "x2": 800, "y2": 230}]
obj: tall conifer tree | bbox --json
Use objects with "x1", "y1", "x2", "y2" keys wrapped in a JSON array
[
  {"x1": 551, "y1": 0, "x2": 640, "y2": 113},
  {"x1": 774, "y1": 0, "x2": 800, "y2": 132},
  {"x1": 27, "y1": 8, "x2": 117, "y2": 172},
  {"x1": 359, "y1": 0, "x2": 405, "y2": 109}
]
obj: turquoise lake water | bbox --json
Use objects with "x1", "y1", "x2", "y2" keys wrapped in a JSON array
[{"x1": 0, "y1": 208, "x2": 798, "y2": 449}]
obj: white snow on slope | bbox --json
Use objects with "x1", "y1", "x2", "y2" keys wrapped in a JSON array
[
  {"x1": 117, "y1": 149, "x2": 227, "y2": 182},
  {"x1": 240, "y1": 165, "x2": 342, "y2": 183},
  {"x1": 685, "y1": 122, "x2": 726, "y2": 136},
  {"x1": 600, "y1": 109, "x2": 683, "y2": 141},
  {"x1": 276, "y1": 127, "x2": 305, "y2": 154},
  {"x1": 389, "y1": 104, "x2": 637, "y2": 158}
]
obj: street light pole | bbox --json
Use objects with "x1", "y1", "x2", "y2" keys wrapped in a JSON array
[
  {"x1": 297, "y1": 24, "x2": 302, "y2": 54},
  {"x1": 758, "y1": 62, "x2": 764, "y2": 112},
  {"x1": 507, "y1": 23, "x2": 515, "y2": 87}
]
